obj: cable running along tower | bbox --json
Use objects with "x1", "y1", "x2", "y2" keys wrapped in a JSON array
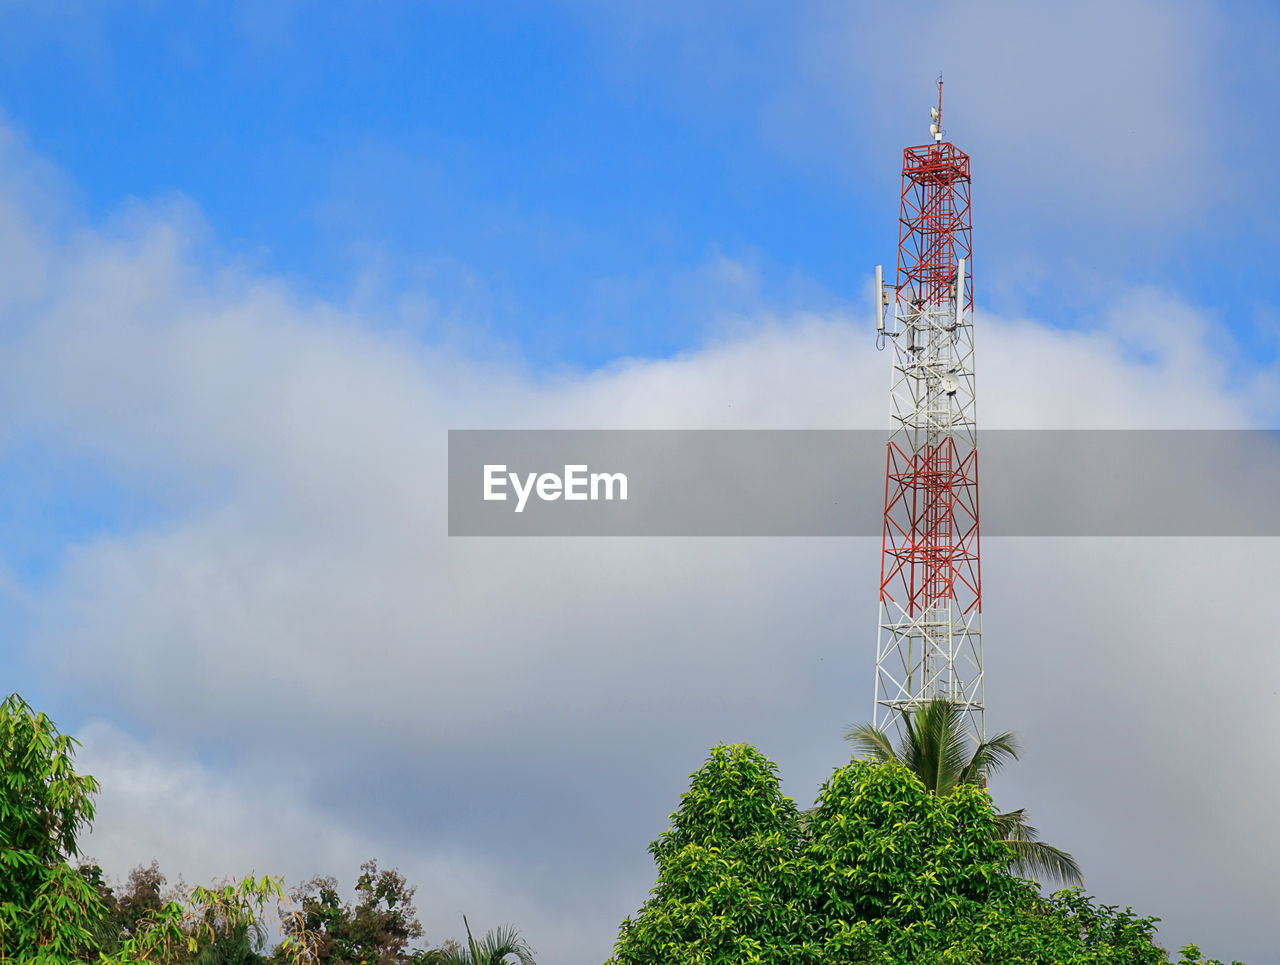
[{"x1": 872, "y1": 80, "x2": 983, "y2": 742}]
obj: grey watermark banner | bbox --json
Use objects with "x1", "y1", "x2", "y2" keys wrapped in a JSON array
[{"x1": 448, "y1": 430, "x2": 1280, "y2": 536}]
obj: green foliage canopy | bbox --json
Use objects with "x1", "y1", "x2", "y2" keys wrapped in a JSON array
[
  {"x1": 0, "y1": 692, "x2": 110, "y2": 962},
  {"x1": 611, "y1": 743, "x2": 821, "y2": 964},
  {"x1": 608, "y1": 743, "x2": 1240, "y2": 965}
]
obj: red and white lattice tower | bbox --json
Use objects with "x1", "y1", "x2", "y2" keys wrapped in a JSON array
[{"x1": 872, "y1": 81, "x2": 983, "y2": 741}]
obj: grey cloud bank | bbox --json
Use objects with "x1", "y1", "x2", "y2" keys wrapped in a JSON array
[{"x1": 18, "y1": 205, "x2": 1269, "y2": 964}]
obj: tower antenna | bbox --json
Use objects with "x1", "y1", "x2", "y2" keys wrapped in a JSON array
[{"x1": 870, "y1": 86, "x2": 983, "y2": 741}]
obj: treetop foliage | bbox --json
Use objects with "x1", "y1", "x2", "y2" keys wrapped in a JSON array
[
  {"x1": 649, "y1": 742, "x2": 802, "y2": 861},
  {"x1": 1, "y1": 692, "x2": 110, "y2": 961},
  {"x1": 608, "y1": 743, "x2": 1244, "y2": 965}
]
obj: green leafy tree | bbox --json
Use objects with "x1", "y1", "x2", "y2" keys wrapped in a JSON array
[
  {"x1": 433, "y1": 916, "x2": 534, "y2": 965},
  {"x1": 803, "y1": 757, "x2": 1019, "y2": 960},
  {"x1": 608, "y1": 743, "x2": 824, "y2": 964},
  {"x1": 183, "y1": 880, "x2": 272, "y2": 965},
  {"x1": 806, "y1": 758, "x2": 1167, "y2": 962},
  {"x1": 1174, "y1": 941, "x2": 1245, "y2": 965},
  {"x1": 844, "y1": 698, "x2": 1083, "y2": 886},
  {"x1": 0, "y1": 692, "x2": 110, "y2": 962}
]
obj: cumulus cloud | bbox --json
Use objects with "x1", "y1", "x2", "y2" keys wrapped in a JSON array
[{"x1": 0, "y1": 121, "x2": 1269, "y2": 965}]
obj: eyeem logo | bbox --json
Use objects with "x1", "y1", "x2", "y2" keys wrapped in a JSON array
[{"x1": 483, "y1": 464, "x2": 629, "y2": 513}]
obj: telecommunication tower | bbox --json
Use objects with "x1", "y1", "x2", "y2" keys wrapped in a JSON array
[{"x1": 872, "y1": 80, "x2": 983, "y2": 742}]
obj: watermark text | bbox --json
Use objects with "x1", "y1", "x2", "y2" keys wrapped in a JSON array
[{"x1": 483, "y1": 464, "x2": 628, "y2": 512}]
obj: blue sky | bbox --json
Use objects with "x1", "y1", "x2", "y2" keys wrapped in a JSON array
[
  {"x1": 4, "y1": 1, "x2": 1274, "y2": 368},
  {"x1": 0, "y1": 2, "x2": 868, "y2": 364},
  {"x1": 0, "y1": 3, "x2": 1278, "y2": 964}
]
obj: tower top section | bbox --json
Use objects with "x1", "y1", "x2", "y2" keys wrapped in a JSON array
[{"x1": 929, "y1": 76, "x2": 944, "y2": 143}]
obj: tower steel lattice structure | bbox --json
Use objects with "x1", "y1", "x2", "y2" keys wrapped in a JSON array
[{"x1": 872, "y1": 82, "x2": 983, "y2": 742}]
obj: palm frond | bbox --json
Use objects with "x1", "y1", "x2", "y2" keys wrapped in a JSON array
[
  {"x1": 908, "y1": 700, "x2": 973, "y2": 795},
  {"x1": 464, "y1": 913, "x2": 480, "y2": 963},
  {"x1": 991, "y1": 808, "x2": 1029, "y2": 840},
  {"x1": 845, "y1": 700, "x2": 991, "y2": 795},
  {"x1": 995, "y1": 808, "x2": 1082, "y2": 886},
  {"x1": 1003, "y1": 837, "x2": 1084, "y2": 886},
  {"x1": 962, "y1": 729, "x2": 1021, "y2": 786},
  {"x1": 443, "y1": 915, "x2": 536, "y2": 965},
  {"x1": 843, "y1": 721, "x2": 898, "y2": 763},
  {"x1": 840, "y1": 700, "x2": 1083, "y2": 887},
  {"x1": 475, "y1": 924, "x2": 536, "y2": 965}
]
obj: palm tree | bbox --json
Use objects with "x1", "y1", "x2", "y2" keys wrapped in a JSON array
[
  {"x1": 844, "y1": 699, "x2": 1083, "y2": 886},
  {"x1": 433, "y1": 915, "x2": 536, "y2": 965}
]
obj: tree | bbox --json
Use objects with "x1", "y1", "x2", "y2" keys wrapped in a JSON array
[
  {"x1": 116, "y1": 860, "x2": 170, "y2": 936},
  {"x1": 0, "y1": 692, "x2": 111, "y2": 962},
  {"x1": 77, "y1": 858, "x2": 171, "y2": 954},
  {"x1": 844, "y1": 697, "x2": 1083, "y2": 886},
  {"x1": 433, "y1": 916, "x2": 534, "y2": 965},
  {"x1": 280, "y1": 859, "x2": 436, "y2": 964},
  {"x1": 1174, "y1": 941, "x2": 1246, "y2": 965},
  {"x1": 607, "y1": 743, "x2": 823, "y2": 965},
  {"x1": 803, "y1": 757, "x2": 1163, "y2": 962}
]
